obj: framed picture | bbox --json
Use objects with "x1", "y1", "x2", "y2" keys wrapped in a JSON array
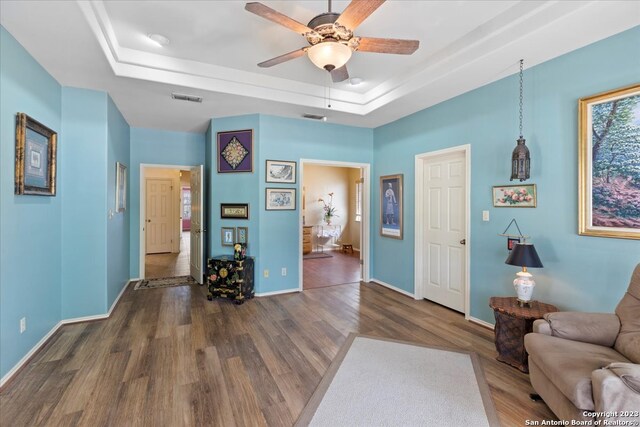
[
  {"x1": 265, "y1": 188, "x2": 296, "y2": 210},
  {"x1": 507, "y1": 237, "x2": 520, "y2": 251},
  {"x1": 266, "y1": 159, "x2": 296, "y2": 183},
  {"x1": 380, "y1": 174, "x2": 403, "y2": 239},
  {"x1": 221, "y1": 227, "x2": 235, "y2": 246},
  {"x1": 236, "y1": 227, "x2": 248, "y2": 244},
  {"x1": 14, "y1": 113, "x2": 58, "y2": 196},
  {"x1": 115, "y1": 162, "x2": 127, "y2": 212},
  {"x1": 221, "y1": 203, "x2": 249, "y2": 219},
  {"x1": 217, "y1": 129, "x2": 253, "y2": 173},
  {"x1": 579, "y1": 83, "x2": 640, "y2": 240},
  {"x1": 492, "y1": 184, "x2": 537, "y2": 208}
]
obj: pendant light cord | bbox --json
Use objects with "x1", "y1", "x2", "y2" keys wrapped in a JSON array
[{"x1": 519, "y1": 59, "x2": 524, "y2": 139}]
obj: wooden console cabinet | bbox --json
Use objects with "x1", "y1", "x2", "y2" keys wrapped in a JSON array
[{"x1": 303, "y1": 226, "x2": 312, "y2": 254}]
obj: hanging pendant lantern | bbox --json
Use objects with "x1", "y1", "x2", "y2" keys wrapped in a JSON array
[{"x1": 510, "y1": 59, "x2": 530, "y2": 182}]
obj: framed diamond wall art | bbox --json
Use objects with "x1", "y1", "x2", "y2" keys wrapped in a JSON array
[
  {"x1": 15, "y1": 113, "x2": 58, "y2": 196},
  {"x1": 217, "y1": 129, "x2": 253, "y2": 173}
]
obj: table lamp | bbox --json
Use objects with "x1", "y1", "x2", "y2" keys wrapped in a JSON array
[{"x1": 505, "y1": 242, "x2": 543, "y2": 307}]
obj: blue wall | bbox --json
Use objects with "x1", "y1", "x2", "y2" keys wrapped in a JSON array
[
  {"x1": 129, "y1": 127, "x2": 206, "y2": 278},
  {"x1": 106, "y1": 96, "x2": 130, "y2": 307},
  {"x1": 0, "y1": 26, "x2": 63, "y2": 379},
  {"x1": 208, "y1": 114, "x2": 373, "y2": 294},
  {"x1": 373, "y1": 27, "x2": 640, "y2": 323},
  {"x1": 61, "y1": 88, "x2": 109, "y2": 317}
]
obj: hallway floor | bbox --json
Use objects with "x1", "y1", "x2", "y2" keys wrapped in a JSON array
[
  {"x1": 303, "y1": 250, "x2": 361, "y2": 289},
  {"x1": 145, "y1": 231, "x2": 190, "y2": 279}
]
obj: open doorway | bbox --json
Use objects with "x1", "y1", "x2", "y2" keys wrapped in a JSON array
[
  {"x1": 300, "y1": 160, "x2": 370, "y2": 290},
  {"x1": 140, "y1": 164, "x2": 205, "y2": 283}
]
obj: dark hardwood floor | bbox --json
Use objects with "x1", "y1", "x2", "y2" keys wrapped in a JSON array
[
  {"x1": 0, "y1": 281, "x2": 555, "y2": 426},
  {"x1": 303, "y1": 250, "x2": 361, "y2": 289}
]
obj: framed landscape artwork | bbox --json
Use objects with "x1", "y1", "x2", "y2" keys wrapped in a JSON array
[
  {"x1": 14, "y1": 113, "x2": 58, "y2": 196},
  {"x1": 265, "y1": 188, "x2": 296, "y2": 210},
  {"x1": 492, "y1": 184, "x2": 537, "y2": 208},
  {"x1": 579, "y1": 84, "x2": 640, "y2": 239},
  {"x1": 217, "y1": 129, "x2": 253, "y2": 173},
  {"x1": 266, "y1": 159, "x2": 296, "y2": 183},
  {"x1": 115, "y1": 162, "x2": 127, "y2": 212},
  {"x1": 380, "y1": 174, "x2": 403, "y2": 239}
]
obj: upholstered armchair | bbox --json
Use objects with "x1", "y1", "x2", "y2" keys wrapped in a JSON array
[{"x1": 524, "y1": 264, "x2": 640, "y2": 423}]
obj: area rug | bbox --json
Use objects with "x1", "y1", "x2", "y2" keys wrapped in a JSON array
[
  {"x1": 133, "y1": 275, "x2": 197, "y2": 290},
  {"x1": 295, "y1": 333, "x2": 500, "y2": 427},
  {"x1": 303, "y1": 252, "x2": 333, "y2": 260}
]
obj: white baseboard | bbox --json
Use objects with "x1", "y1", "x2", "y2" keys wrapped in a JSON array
[
  {"x1": 468, "y1": 316, "x2": 494, "y2": 330},
  {"x1": 0, "y1": 320, "x2": 63, "y2": 388},
  {"x1": 370, "y1": 278, "x2": 415, "y2": 298},
  {"x1": 255, "y1": 288, "x2": 300, "y2": 297},
  {"x1": 0, "y1": 278, "x2": 133, "y2": 388}
]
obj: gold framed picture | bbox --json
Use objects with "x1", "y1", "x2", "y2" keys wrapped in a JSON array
[
  {"x1": 15, "y1": 113, "x2": 58, "y2": 196},
  {"x1": 578, "y1": 83, "x2": 640, "y2": 240},
  {"x1": 220, "y1": 203, "x2": 249, "y2": 219}
]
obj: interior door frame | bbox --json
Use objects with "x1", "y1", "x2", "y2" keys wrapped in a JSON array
[
  {"x1": 414, "y1": 145, "x2": 471, "y2": 319},
  {"x1": 298, "y1": 159, "x2": 371, "y2": 291},
  {"x1": 139, "y1": 163, "x2": 199, "y2": 280}
]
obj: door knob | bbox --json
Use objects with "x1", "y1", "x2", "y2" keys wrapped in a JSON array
[
  {"x1": 146, "y1": 219, "x2": 151, "y2": 223},
  {"x1": 460, "y1": 239, "x2": 466, "y2": 245}
]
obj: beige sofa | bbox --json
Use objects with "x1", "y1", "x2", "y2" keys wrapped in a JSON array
[{"x1": 524, "y1": 264, "x2": 640, "y2": 422}]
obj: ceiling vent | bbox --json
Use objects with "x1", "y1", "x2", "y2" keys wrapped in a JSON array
[
  {"x1": 171, "y1": 92, "x2": 203, "y2": 103},
  {"x1": 302, "y1": 113, "x2": 327, "y2": 121}
]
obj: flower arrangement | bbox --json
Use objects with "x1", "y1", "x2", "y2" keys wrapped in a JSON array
[{"x1": 318, "y1": 192, "x2": 338, "y2": 225}]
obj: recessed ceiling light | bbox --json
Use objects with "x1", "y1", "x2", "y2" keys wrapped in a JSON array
[
  {"x1": 349, "y1": 77, "x2": 364, "y2": 86},
  {"x1": 148, "y1": 33, "x2": 170, "y2": 47}
]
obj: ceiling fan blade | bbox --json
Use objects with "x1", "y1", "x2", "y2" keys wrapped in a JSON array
[
  {"x1": 331, "y1": 65, "x2": 349, "y2": 83},
  {"x1": 356, "y1": 37, "x2": 419, "y2": 55},
  {"x1": 258, "y1": 48, "x2": 307, "y2": 67},
  {"x1": 336, "y1": 0, "x2": 385, "y2": 31},
  {"x1": 245, "y1": 2, "x2": 313, "y2": 35}
]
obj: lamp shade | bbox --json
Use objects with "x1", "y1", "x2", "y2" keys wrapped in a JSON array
[
  {"x1": 307, "y1": 41, "x2": 352, "y2": 71},
  {"x1": 505, "y1": 243, "x2": 543, "y2": 268}
]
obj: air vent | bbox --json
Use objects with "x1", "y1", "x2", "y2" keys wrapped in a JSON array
[
  {"x1": 171, "y1": 93, "x2": 203, "y2": 103},
  {"x1": 302, "y1": 113, "x2": 327, "y2": 121}
]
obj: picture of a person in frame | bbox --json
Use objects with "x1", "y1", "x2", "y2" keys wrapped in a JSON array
[{"x1": 384, "y1": 182, "x2": 397, "y2": 225}]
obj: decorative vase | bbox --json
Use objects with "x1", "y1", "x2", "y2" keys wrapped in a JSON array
[{"x1": 324, "y1": 216, "x2": 332, "y2": 225}]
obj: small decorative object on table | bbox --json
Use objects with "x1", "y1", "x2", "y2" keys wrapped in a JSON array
[
  {"x1": 207, "y1": 255, "x2": 255, "y2": 305},
  {"x1": 233, "y1": 243, "x2": 247, "y2": 261},
  {"x1": 505, "y1": 242, "x2": 543, "y2": 307},
  {"x1": 489, "y1": 296, "x2": 558, "y2": 373}
]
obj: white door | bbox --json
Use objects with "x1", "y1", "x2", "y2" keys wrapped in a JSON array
[
  {"x1": 190, "y1": 165, "x2": 204, "y2": 284},
  {"x1": 423, "y1": 151, "x2": 466, "y2": 312},
  {"x1": 146, "y1": 178, "x2": 173, "y2": 254}
]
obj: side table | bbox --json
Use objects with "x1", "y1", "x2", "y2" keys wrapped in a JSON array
[{"x1": 489, "y1": 296, "x2": 558, "y2": 373}]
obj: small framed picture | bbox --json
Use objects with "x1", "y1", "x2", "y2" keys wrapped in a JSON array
[
  {"x1": 221, "y1": 203, "x2": 249, "y2": 219},
  {"x1": 221, "y1": 227, "x2": 235, "y2": 246},
  {"x1": 266, "y1": 159, "x2": 296, "y2": 183},
  {"x1": 15, "y1": 113, "x2": 58, "y2": 196},
  {"x1": 265, "y1": 188, "x2": 296, "y2": 211},
  {"x1": 115, "y1": 162, "x2": 127, "y2": 212},
  {"x1": 492, "y1": 184, "x2": 537, "y2": 208},
  {"x1": 507, "y1": 237, "x2": 520, "y2": 251},
  {"x1": 236, "y1": 227, "x2": 248, "y2": 244}
]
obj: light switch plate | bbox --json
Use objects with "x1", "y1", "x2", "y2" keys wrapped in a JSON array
[{"x1": 482, "y1": 210, "x2": 490, "y2": 221}]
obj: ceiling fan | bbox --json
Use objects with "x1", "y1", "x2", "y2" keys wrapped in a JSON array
[{"x1": 245, "y1": 0, "x2": 419, "y2": 82}]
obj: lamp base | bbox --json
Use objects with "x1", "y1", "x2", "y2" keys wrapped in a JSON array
[
  {"x1": 517, "y1": 299, "x2": 532, "y2": 308},
  {"x1": 513, "y1": 271, "x2": 536, "y2": 304}
]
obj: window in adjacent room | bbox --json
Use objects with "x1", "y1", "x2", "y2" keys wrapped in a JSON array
[{"x1": 355, "y1": 180, "x2": 362, "y2": 222}]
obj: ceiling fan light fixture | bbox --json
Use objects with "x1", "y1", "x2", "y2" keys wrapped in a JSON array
[{"x1": 307, "y1": 41, "x2": 352, "y2": 71}]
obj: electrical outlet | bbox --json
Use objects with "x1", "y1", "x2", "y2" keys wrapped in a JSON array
[
  {"x1": 20, "y1": 317, "x2": 26, "y2": 334},
  {"x1": 264, "y1": 269, "x2": 269, "y2": 278},
  {"x1": 281, "y1": 268, "x2": 287, "y2": 276},
  {"x1": 482, "y1": 210, "x2": 490, "y2": 222}
]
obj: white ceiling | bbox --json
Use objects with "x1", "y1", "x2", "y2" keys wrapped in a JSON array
[{"x1": 1, "y1": 1, "x2": 638, "y2": 133}]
